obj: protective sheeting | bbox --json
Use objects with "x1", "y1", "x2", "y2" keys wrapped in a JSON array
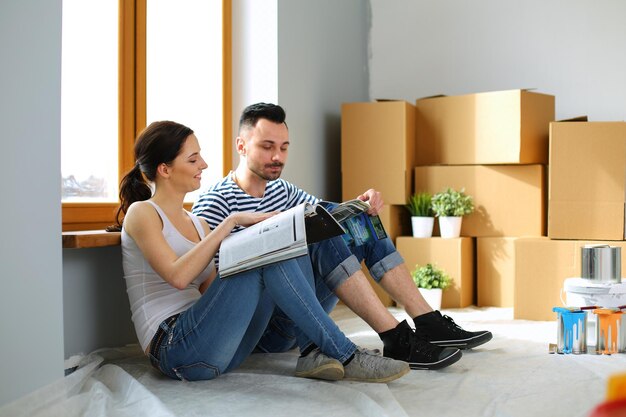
[{"x1": 2, "y1": 307, "x2": 623, "y2": 417}]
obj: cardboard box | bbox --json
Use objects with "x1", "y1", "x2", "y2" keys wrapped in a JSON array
[
  {"x1": 342, "y1": 101, "x2": 416, "y2": 204},
  {"x1": 396, "y1": 237, "x2": 474, "y2": 308},
  {"x1": 477, "y1": 237, "x2": 517, "y2": 307},
  {"x1": 514, "y1": 238, "x2": 626, "y2": 321},
  {"x1": 548, "y1": 121, "x2": 626, "y2": 240},
  {"x1": 414, "y1": 165, "x2": 546, "y2": 237},
  {"x1": 378, "y1": 204, "x2": 412, "y2": 243},
  {"x1": 415, "y1": 89, "x2": 555, "y2": 165}
]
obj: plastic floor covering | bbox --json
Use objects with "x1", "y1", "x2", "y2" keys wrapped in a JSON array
[{"x1": 2, "y1": 306, "x2": 624, "y2": 417}]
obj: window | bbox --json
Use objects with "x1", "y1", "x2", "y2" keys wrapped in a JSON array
[
  {"x1": 61, "y1": 0, "x2": 231, "y2": 231},
  {"x1": 146, "y1": 0, "x2": 223, "y2": 203},
  {"x1": 61, "y1": 0, "x2": 119, "y2": 203}
]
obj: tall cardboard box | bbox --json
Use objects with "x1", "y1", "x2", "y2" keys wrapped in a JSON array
[
  {"x1": 514, "y1": 238, "x2": 626, "y2": 321},
  {"x1": 342, "y1": 101, "x2": 415, "y2": 205},
  {"x1": 414, "y1": 165, "x2": 546, "y2": 237},
  {"x1": 548, "y1": 121, "x2": 626, "y2": 240},
  {"x1": 477, "y1": 237, "x2": 517, "y2": 307},
  {"x1": 415, "y1": 89, "x2": 555, "y2": 165},
  {"x1": 396, "y1": 237, "x2": 474, "y2": 308}
]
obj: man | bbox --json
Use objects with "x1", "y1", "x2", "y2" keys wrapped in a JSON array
[{"x1": 192, "y1": 103, "x2": 492, "y2": 372}]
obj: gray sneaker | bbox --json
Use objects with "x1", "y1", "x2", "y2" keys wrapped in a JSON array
[
  {"x1": 295, "y1": 348, "x2": 344, "y2": 381},
  {"x1": 343, "y1": 347, "x2": 410, "y2": 383}
]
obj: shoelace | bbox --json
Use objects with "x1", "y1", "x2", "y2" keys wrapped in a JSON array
[{"x1": 440, "y1": 314, "x2": 466, "y2": 334}]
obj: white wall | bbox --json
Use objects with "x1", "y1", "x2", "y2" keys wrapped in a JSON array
[
  {"x1": 369, "y1": 0, "x2": 626, "y2": 121},
  {"x1": 232, "y1": 0, "x2": 369, "y2": 201},
  {"x1": 0, "y1": 0, "x2": 64, "y2": 406}
]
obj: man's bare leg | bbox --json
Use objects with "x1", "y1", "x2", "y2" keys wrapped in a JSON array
[
  {"x1": 378, "y1": 263, "x2": 433, "y2": 318},
  {"x1": 334, "y1": 265, "x2": 464, "y2": 370},
  {"x1": 334, "y1": 270, "x2": 399, "y2": 333}
]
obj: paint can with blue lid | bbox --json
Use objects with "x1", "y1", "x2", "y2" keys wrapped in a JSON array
[{"x1": 553, "y1": 307, "x2": 587, "y2": 354}]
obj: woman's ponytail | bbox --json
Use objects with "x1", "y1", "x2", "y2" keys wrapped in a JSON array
[{"x1": 112, "y1": 164, "x2": 152, "y2": 228}]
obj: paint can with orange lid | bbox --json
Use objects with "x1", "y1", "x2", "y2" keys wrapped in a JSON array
[{"x1": 593, "y1": 308, "x2": 625, "y2": 354}]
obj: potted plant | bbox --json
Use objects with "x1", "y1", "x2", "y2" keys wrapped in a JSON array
[
  {"x1": 431, "y1": 187, "x2": 474, "y2": 238},
  {"x1": 411, "y1": 263, "x2": 452, "y2": 310},
  {"x1": 406, "y1": 191, "x2": 434, "y2": 238}
]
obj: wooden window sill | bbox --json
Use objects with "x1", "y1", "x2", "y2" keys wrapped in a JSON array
[{"x1": 62, "y1": 230, "x2": 121, "y2": 249}]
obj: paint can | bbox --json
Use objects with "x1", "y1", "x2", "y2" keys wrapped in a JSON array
[
  {"x1": 593, "y1": 308, "x2": 625, "y2": 354},
  {"x1": 581, "y1": 245, "x2": 621, "y2": 283},
  {"x1": 553, "y1": 307, "x2": 587, "y2": 354}
]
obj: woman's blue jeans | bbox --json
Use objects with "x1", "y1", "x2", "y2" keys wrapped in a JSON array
[
  {"x1": 256, "y1": 229, "x2": 404, "y2": 354},
  {"x1": 150, "y1": 256, "x2": 356, "y2": 381}
]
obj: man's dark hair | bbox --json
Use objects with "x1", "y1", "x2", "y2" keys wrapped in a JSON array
[{"x1": 239, "y1": 103, "x2": 287, "y2": 131}]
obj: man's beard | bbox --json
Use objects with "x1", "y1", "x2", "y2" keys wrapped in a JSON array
[{"x1": 249, "y1": 161, "x2": 284, "y2": 181}]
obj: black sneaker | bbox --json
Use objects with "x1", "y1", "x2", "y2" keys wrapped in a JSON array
[
  {"x1": 380, "y1": 320, "x2": 462, "y2": 370},
  {"x1": 414, "y1": 310, "x2": 493, "y2": 349}
]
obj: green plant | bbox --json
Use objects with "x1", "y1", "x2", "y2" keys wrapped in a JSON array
[
  {"x1": 411, "y1": 263, "x2": 452, "y2": 290},
  {"x1": 406, "y1": 192, "x2": 434, "y2": 217},
  {"x1": 431, "y1": 187, "x2": 475, "y2": 217}
]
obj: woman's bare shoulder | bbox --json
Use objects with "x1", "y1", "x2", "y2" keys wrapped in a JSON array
[{"x1": 124, "y1": 201, "x2": 160, "y2": 231}]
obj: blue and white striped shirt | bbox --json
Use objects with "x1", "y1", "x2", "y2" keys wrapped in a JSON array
[{"x1": 192, "y1": 172, "x2": 319, "y2": 235}]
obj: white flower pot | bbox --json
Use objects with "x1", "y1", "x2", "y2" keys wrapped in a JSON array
[
  {"x1": 411, "y1": 216, "x2": 434, "y2": 238},
  {"x1": 438, "y1": 216, "x2": 463, "y2": 238},
  {"x1": 418, "y1": 287, "x2": 443, "y2": 310}
]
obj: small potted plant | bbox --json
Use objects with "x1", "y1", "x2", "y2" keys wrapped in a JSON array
[
  {"x1": 431, "y1": 187, "x2": 474, "y2": 238},
  {"x1": 406, "y1": 191, "x2": 434, "y2": 238},
  {"x1": 411, "y1": 263, "x2": 452, "y2": 310}
]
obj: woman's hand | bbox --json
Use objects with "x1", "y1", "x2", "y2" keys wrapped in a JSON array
[{"x1": 228, "y1": 211, "x2": 277, "y2": 228}]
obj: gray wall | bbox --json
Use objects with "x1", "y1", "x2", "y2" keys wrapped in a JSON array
[
  {"x1": 232, "y1": 0, "x2": 370, "y2": 202},
  {"x1": 277, "y1": 0, "x2": 370, "y2": 201},
  {"x1": 62, "y1": 248, "x2": 136, "y2": 358},
  {"x1": 369, "y1": 0, "x2": 626, "y2": 121},
  {"x1": 0, "y1": 0, "x2": 64, "y2": 406}
]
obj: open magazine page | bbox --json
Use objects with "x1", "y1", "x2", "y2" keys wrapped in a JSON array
[
  {"x1": 327, "y1": 199, "x2": 388, "y2": 246},
  {"x1": 329, "y1": 199, "x2": 370, "y2": 223},
  {"x1": 219, "y1": 204, "x2": 308, "y2": 277}
]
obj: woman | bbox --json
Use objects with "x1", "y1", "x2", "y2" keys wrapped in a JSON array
[{"x1": 117, "y1": 120, "x2": 409, "y2": 383}]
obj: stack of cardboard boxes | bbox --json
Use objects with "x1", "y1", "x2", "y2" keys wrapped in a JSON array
[
  {"x1": 342, "y1": 90, "x2": 626, "y2": 320},
  {"x1": 342, "y1": 89, "x2": 553, "y2": 311},
  {"x1": 515, "y1": 120, "x2": 626, "y2": 320}
]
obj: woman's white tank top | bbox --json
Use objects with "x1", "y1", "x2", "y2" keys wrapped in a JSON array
[{"x1": 121, "y1": 200, "x2": 215, "y2": 351}]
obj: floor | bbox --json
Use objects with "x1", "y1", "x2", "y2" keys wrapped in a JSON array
[{"x1": 2, "y1": 306, "x2": 624, "y2": 417}]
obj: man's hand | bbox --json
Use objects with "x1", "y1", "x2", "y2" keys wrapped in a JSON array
[{"x1": 357, "y1": 189, "x2": 384, "y2": 215}]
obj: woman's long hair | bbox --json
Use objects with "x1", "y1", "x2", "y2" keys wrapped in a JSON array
[{"x1": 112, "y1": 121, "x2": 193, "y2": 228}]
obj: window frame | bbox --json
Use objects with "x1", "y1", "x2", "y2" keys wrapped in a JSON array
[{"x1": 61, "y1": 0, "x2": 232, "y2": 231}]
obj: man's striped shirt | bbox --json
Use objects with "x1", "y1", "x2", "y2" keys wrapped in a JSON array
[{"x1": 192, "y1": 172, "x2": 319, "y2": 257}]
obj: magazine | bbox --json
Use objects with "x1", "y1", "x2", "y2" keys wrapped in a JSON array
[
  {"x1": 218, "y1": 203, "x2": 343, "y2": 277},
  {"x1": 218, "y1": 200, "x2": 387, "y2": 278},
  {"x1": 328, "y1": 199, "x2": 388, "y2": 246}
]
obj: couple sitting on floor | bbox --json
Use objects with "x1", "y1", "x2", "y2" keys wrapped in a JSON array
[{"x1": 117, "y1": 103, "x2": 492, "y2": 384}]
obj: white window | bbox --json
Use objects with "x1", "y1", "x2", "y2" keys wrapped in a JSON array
[
  {"x1": 61, "y1": 0, "x2": 119, "y2": 202},
  {"x1": 60, "y1": 0, "x2": 229, "y2": 229}
]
